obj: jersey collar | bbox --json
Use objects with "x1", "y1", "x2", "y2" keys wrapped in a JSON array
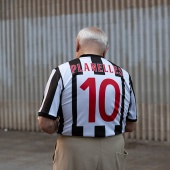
[{"x1": 79, "y1": 54, "x2": 104, "y2": 58}]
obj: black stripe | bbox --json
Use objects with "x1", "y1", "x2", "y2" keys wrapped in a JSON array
[
  {"x1": 109, "y1": 61, "x2": 123, "y2": 77},
  {"x1": 69, "y1": 59, "x2": 83, "y2": 136},
  {"x1": 79, "y1": 54, "x2": 104, "y2": 58},
  {"x1": 115, "y1": 77, "x2": 125, "y2": 135},
  {"x1": 127, "y1": 75, "x2": 132, "y2": 118},
  {"x1": 109, "y1": 62, "x2": 124, "y2": 134},
  {"x1": 127, "y1": 75, "x2": 137, "y2": 120},
  {"x1": 91, "y1": 56, "x2": 105, "y2": 75},
  {"x1": 57, "y1": 103, "x2": 64, "y2": 134},
  {"x1": 129, "y1": 75, "x2": 136, "y2": 100},
  {"x1": 38, "y1": 112, "x2": 56, "y2": 120},
  {"x1": 40, "y1": 67, "x2": 61, "y2": 114},
  {"x1": 72, "y1": 75, "x2": 83, "y2": 136},
  {"x1": 57, "y1": 91, "x2": 64, "y2": 134},
  {"x1": 95, "y1": 126, "x2": 105, "y2": 137},
  {"x1": 57, "y1": 68, "x2": 64, "y2": 134},
  {"x1": 69, "y1": 58, "x2": 83, "y2": 76}
]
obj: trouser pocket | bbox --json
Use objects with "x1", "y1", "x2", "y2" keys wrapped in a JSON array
[
  {"x1": 53, "y1": 142, "x2": 57, "y2": 163},
  {"x1": 115, "y1": 150, "x2": 128, "y2": 170}
]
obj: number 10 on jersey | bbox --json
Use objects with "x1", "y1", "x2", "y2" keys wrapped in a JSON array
[{"x1": 80, "y1": 78, "x2": 120, "y2": 122}]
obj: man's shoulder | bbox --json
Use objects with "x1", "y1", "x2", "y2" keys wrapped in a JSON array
[{"x1": 53, "y1": 58, "x2": 78, "y2": 74}]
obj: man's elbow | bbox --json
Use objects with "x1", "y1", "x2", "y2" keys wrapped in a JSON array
[
  {"x1": 38, "y1": 116, "x2": 56, "y2": 134},
  {"x1": 125, "y1": 127, "x2": 135, "y2": 132},
  {"x1": 125, "y1": 121, "x2": 136, "y2": 132},
  {"x1": 39, "y1": 122, "x2": 53, "y2": 134}
]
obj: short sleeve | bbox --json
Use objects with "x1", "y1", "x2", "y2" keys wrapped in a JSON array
[{"x1": 38, "y1": 68, "x2": 63, "y2": 120}]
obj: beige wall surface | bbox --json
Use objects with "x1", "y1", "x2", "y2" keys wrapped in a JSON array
[{"x1": 0, "y1": 0, "x2": 169, "y2": 142}]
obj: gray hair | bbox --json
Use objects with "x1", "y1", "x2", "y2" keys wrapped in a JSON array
[{"x1": 76, "y1": 27, "x2": 108, "y2": 51}]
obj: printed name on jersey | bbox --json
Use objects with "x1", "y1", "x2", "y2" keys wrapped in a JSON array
[{"x1": 70, "y1": 62, "x2": 123, "y2": 76}]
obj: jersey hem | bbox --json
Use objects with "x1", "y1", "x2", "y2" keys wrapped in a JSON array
[{"x1": 126, "y1": 118, "x2": 137, "y2": 122}]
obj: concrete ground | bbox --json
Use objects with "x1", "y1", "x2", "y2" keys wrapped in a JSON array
[{"x1": 0, "y1": 130, "x2": 170, "y2": 170}]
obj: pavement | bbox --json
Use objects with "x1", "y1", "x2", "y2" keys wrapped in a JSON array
[{"x1": 0, "y1": 130, "x2": 170, "y2": 170}]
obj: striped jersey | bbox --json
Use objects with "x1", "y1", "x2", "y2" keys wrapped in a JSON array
[{"x1": 38, "y1": 54, "x2": 137, "y2": 137}]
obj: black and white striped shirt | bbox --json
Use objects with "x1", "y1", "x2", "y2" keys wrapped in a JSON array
[{"x1": 38, "y1": 54, "x2": 137, "y2": 137}]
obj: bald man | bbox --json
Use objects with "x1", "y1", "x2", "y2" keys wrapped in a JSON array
[{"x1": 38, "y1": 27, "x2": 137, "y2": 170}]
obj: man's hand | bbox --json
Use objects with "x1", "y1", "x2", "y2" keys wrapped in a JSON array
[{"x1": 38, "y1": 116, "x2": 59, "y2": 134}]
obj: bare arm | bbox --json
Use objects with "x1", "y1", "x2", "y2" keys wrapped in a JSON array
[
  {"x1": 125, "y1": 121, "x2": 136, "y2": 132},
  {"x1": 38, "y1": 116, "x2": 59, "y2": 134}
]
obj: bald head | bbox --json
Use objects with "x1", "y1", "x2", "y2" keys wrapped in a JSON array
[{"x1": 76, "y1": 27, "x2": 108, "y2": 58}]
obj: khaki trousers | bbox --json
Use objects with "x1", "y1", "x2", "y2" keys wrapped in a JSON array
[{"x1": 53, "y1": 134, "x2": 127, "y2": 170}]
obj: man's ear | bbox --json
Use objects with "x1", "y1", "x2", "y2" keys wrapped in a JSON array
[
  {"x1": 103, "y1": 48, "x2": 108, "y2": 57},
  {"x1": 76, "y1": 40, "x2": 80, "y2": 52}
]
